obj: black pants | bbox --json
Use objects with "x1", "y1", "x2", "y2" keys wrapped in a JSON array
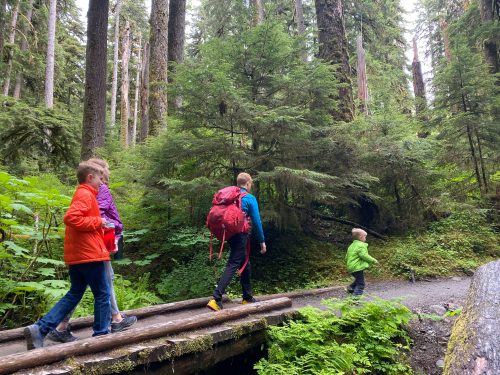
[
  {"x1": 350, "y1": 270, "x2": 365, "y2": 296},
  {"x1": 213, "y1": 233, "x2": 252, "y2": 302}
]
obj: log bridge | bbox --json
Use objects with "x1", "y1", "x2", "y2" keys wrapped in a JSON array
[{"x1": 0, "y1": 287, "x2": 344, "y2": 374}]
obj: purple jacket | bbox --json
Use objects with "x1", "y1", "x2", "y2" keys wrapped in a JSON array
[{"x1": 96, "y1": 184, "x2": 123, "y2": 238}]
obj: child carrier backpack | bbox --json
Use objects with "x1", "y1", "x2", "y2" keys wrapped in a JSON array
[{"x1": 206, "y1": 186, "x2": 251, "y2": 274}]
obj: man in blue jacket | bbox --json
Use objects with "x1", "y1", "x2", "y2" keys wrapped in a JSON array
[{"x1": 207, "y1": 172, "x2": 267, "y2": 311}]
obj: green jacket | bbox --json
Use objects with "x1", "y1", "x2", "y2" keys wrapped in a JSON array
[{"x1": 345, "y1": 240, "x2": 377, "y2": 273}]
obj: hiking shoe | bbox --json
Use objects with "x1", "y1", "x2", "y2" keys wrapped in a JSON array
[
  {"x1": 46, "y1": 325, "x2": 80, "y2": 343},
  {"x1": 207, "y1": 299, "x2": 223, "y2": 311},
  {"x1": 345, "y1": 287, "x2": 354, "y2": 294},
  {"x1": 24, "y1": 324, "x2": 45, "y2": 350},
  {"x1": 241, "y1": 297, "x2": 258, "y2": 305},
  {"x1": 111, "y1": 314, "x2": 137, "y2": 333}
]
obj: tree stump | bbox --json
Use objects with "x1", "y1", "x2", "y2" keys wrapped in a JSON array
[{"x1": 443, "y1": 260, "x2": 500, "y2": 375}]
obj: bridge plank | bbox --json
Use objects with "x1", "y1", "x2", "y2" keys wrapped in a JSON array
[{"x1": 0, "y1": 297, "x2": 292, "y2": 375}]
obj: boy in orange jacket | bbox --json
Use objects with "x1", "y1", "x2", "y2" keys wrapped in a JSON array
[{"x1": 24, "y1": 161, "x2": 112, "y2": 349}]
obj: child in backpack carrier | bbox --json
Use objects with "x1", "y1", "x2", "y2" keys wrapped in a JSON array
[
  {"x1": 206, "y1": 172, "x2": 267, "y2": 311},
  {"x1": 345, "y1": 228, "x2": 378, "y2": 297}
]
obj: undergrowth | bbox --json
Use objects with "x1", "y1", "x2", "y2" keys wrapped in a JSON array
[{"x1": 255, "y1": 297, "x2": 413, "y2": 374}]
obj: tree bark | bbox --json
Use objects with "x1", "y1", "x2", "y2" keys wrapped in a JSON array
[
  {"x1": 13, "y1": 0, "x2": 34, "y2": 99},
  {"x1": 251, "y1": 0, "x2": 264, "y2": 25},
  {"x1": 168, "y1": 0, "x2": 186, "y2": 110},
  {"x1": 0, "y1": 0, "x2": 7, "y2": 58},
  {"x1": 356, "y1": 34, "x2": 368, "y2": 114},
  {"x1": 0, "y1": 298, "x2": 292, "y2": 374},
  {"x1": 81, "y1": 0, "x2": 109, "y2": 160},
  {"x1": 139, "y1": 41, "x2": 150, "y2": 142},
  {"x1": 440, "y1": 19, "x2": 452, "y2": 63},
  {"x1": 132, "y1": 34, "x2": 141, "y2": 146},
  {"x1": 44, "y1": 0, "x2": 57, "y2": 108},
  {"x1": 110, "y1": 0, "x2": 121, "y2": 126},
  {"x1": 148, "y1": 0, "x2": 169, "y2": 136},
  {"x1": 479, "y1": 0, "x2": 499, "y2": 73},
  {"x1": 2, "y1": 0, "x2": 20, "y2": 97},
  {"x1": 120, "y1": 19, "x2": 131, "y2": 147},
  {"x1": 294, "y1": 0, "x2": 307, "y2": 61},
  {"x1": 412, "y1": 38, "x2": 427, "y2": 116},
  {"x1": 443, "y1": 260, "x2": 500, "y2": 375},
  {"x1": 314, "y1": 0, "x2": 354, "y2": 122}
]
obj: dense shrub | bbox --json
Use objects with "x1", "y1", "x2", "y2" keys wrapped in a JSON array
[{"x1": 255, "y1": 298, "x2": 413, "y2": 374}]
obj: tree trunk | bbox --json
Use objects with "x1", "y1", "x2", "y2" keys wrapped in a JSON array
[
  {"x1": 168, "y1": 0, "x2": 186, "y2": 110},
  {"x1": 148, "y1": 0, "x2": 169, "y2": 136},
  {"x1": 81, "y1": 0, "x2": 109, "y2": 160},
  {"x1": 440, "y1": 19, "x2": 452, "y2": 63},
  {"x1": 120, "y1": 19, "x2": 131, "y2": 147},
  {"x1": 251, "y1": 0, "x2": 264, "y2": 25},
  {"x1": 294, "y1": 0, "x2": 307, "y2": 61},
  {"x1": 479, "y1": 0, "x2": 499, "y2": 73},
  {"x1": 314, "y1": 0, "x2": 354, "y2": 122},
  {"x1": 2, "y1": 0, "x2": 20, "y2": 97},
  {"x1": 44, "y1": 0, "x2": 57, "y2": 108},
  {"x1": 110, "y1": 0, "x2": 121, "y2": 126},
  {"x1": 132, "y1": 35, "x2": 141, "y2": 146},
  {"x1": 139, "y1": 41, "x2": 150, "y2": 142},
  {"x1": 0, "y1": 298, "x2": 292, "y2": 374},
  {"x1": 356, "y1": 35, "x2": 368, "y2": 114},
  {"x1": 412, "y1": 38, "x2": 427, "y2": 116},
  {"x1": 13, "y1": 0, "x2": 34, "y2": 99},
  {"x1": 443, "y1": 260, "x2": 500, "y2": 375},
  {"x1": 0, "y1": 0, "x2": 7, "y2": 57},
  {"x1": 473, "y1": 126, "x2": 488, "y2": 193}
]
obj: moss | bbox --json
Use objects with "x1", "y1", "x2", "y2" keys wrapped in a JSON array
[
  {"x1": 443, "y1": 307, "x2": 476, "y2": 374},
  {"x1": 106, "y1": 358, "x2": 136, "y2": 374},
  {"x1": 231, "y1": 319, "x2": 268, "y2": 339}
]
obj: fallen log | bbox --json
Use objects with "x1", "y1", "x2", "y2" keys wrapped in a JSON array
[
  {"x1": 0, "y1": 297, "x2": 292, "y2": 374},
  {"x1": 443, "y1": 260, "x2": 500, "y2": 375},
  {"x1": 0, "y1": 295, "x2": 230, "y2": 343}
]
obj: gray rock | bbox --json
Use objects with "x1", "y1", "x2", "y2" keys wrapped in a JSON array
[
  {"x1": 436, "y1": 359, "x2": 445, "y2": 368},
  {"x1": 429, "y1": 305, "x2": 447, "y2": 315},
  {"x1": 451, "y1": 276, "x2": 462, "y2": 281}
]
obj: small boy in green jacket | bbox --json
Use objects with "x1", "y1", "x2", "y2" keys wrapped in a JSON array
[{"x1": 346, "y1": 228, "x2": 378, "y2": 296}]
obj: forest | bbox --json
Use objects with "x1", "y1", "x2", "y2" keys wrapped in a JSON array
[{"x1": 0, "y1": 0, "x2": 498, "y2": 373}]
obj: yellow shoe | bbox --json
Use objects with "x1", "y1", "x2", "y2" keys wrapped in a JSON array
[
  {"x1": 207, "y1": 299, "x2": 223, "y2": 311},
  {"x1": 241, "y1": 297, "x2": 258, "y2": 305}
]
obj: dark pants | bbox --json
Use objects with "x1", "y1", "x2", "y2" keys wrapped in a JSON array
[
  {"x1": 350, "y1": 270, "x2": 365, "y2": 296},
  {"x1": 36, "y1": 262, "x2": 111, "y2": 336},
  {"x1": 213, "y1": 233, "x2": 252, "y2": 302}
]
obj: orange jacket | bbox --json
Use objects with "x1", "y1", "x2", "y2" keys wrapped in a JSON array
[{"x1": 63, "y1": 184, "x2": 110, "y2": 265}]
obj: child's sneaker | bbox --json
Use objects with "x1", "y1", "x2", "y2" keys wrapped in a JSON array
[
  {"x1": 111, "y1": 314, "x2": 137, "y2": 333},
  {"x1": 24, "y1": 324, "x2": 45, "y2": 350},
  {"x1": 46, "y1": 325, "x2": 80, "y2": 343},
  {"x1": 207, "y1": 299, "x2": 223, "y2": 311},
  {"x1": 241, "y1": 297, "x2": 258, "y2": 304}
]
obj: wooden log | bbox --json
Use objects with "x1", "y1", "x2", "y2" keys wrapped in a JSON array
[
  {"x1": 257, "y1": 285, "x2": 343, "y2": 301},
  {"x1": 443, "y1": 260, "x2": 500, "y2": 375},
  {"x1": 0, "y1": 297, "x2": 292, "y2": 374},
  {"x1": 0, "y1": 295, "x2": 230, "y2": 343}
]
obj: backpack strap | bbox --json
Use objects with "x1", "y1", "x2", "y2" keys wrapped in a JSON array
[
  {"x1": 218, "y1": 229, "x2": 226, "y2": 260},
  {"x1": 237, "y1": 237, "x2": 251, "y2": 275}
]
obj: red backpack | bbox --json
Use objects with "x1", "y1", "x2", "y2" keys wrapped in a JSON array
[{"x1": 206, "y1": 186, "x2": 251, "y2": 273}]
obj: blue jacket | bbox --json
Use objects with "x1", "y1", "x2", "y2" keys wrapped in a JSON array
[{"x1": 240, "y1": 188, "x2": 265, "y2": 243}]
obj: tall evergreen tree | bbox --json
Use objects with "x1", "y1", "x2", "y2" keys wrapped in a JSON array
[
  {"x1": 314, "y1": 0, "x2": 354, "y2": 122},
  {"x1": 44, "y1": 0, "x2": 57, "y2": 108},
  {"x1": 2, "y1": 0, "x2": 20, "y2": 96},
  {"x1": 148, "y1": 0, "x2": 169, "y2": 136},
  {"x1": 110, "y1": 0, "x2": 121, "y2": 126},
  {"x1": 81, "y1": 0, "x2": 109, "y2": 160}
]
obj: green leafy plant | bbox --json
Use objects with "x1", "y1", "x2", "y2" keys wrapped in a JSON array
[{"x1": 255, "y1": 298, "x2": 413, "y2": 375}]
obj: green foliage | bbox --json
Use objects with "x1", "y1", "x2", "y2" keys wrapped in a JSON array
[
  {"x1": 0, "y1": 98, "x2": 81, "y2": 175},
  {"x1": 0, "y1": 171, "x2": 70, "y2": 327},
  {"x1": 255, "y1": 297, "x2": 413, "y2": 374},
  {"x1": 157, "y1": 250, "x2": 228, "y2": 302},
  {"x1": 386, "y1": 211, "x2": 499, "y2": 278}
]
